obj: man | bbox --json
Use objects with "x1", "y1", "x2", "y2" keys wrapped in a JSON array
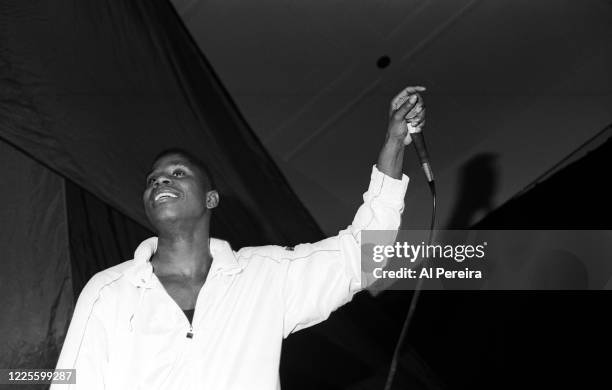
[{"x1": 53, "y1": 86, "x2": 426, "y2": 389}]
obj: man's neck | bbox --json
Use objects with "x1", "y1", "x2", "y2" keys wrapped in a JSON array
[{"x1": 152, "y1": 225, "x2": 213, "y2": 279}]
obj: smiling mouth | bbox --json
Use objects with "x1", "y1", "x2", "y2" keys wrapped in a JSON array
[{"x1": 154, "y1": 192, "x2": 179, "y2": 202}]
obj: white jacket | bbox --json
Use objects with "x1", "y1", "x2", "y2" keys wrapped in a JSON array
[{"x1": 53, "y1": 165, "x2": 408, "y2": 389}]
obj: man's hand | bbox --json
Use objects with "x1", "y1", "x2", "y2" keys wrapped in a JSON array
[
  {"x1": 388, "y1": 86, "x2": 426, "y2": 145},
  {"x1": 377, "y1": 86, "x2": 427, "y2": 179}
]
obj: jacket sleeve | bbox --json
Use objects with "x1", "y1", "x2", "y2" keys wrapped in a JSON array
[
  {"x1": 52, "y1": 273, "x2": 111, "y2": 390},
  {"x1": 282, "y1": 165, "x2": 408, "y2": 337}
]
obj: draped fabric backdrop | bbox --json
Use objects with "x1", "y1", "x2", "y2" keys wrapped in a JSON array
[
  {"x1": 0, "y1": 141, "x2": 73, "y2": 372},
  {"x1": 0, "y1": 0, "x2": 323, "y2": 247}
]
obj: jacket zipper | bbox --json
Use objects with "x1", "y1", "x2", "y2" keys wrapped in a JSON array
[{"x1": 186, "y1": 323, "x2": 194, "y2": 339}]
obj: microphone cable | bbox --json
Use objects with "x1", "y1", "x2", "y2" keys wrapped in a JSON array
[{"x1": 383, "y1": 180, "x2": 437, "y2": 390}]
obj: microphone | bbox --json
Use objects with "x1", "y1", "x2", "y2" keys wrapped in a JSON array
[
  {"x1": 392, "y1": 88, "x2": 434, "y2": 183},
  {"x1": 384, "y1": 88, "x2": 437, "y2": 390},
  {"x1": 383, "y1": 105, "x2": 436, "y2": 390},
  {"x1": 407, "y1": 124, "x2": 434, "y2": 183}
]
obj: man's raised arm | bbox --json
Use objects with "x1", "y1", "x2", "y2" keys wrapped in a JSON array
[{"x1": 268, "y1": 86, "x2": 427, "y2": 336}]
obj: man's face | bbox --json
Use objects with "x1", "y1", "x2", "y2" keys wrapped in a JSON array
[{"x1": 143, "y1": 153, "x2": 211, "y2": 228}]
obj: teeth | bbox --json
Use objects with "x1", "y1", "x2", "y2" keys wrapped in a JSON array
[{"x1": 155, "y1": 192, "x2": 178, "y2": 201}]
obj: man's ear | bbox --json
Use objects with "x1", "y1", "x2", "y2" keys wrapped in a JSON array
[{"x1": 206, "y1": 190, "x2": 219, "y2": 209}]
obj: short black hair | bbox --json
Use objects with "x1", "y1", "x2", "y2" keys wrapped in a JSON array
[{"x1": 152, "y1": 148, "x2": 216, "y2": 190}]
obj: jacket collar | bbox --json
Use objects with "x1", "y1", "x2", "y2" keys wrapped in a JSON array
[{"x1": 126, "y1": 236, "x2": 242, "y2": 288}]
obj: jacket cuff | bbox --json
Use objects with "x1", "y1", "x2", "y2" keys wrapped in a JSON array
[{"x1": 368, "y1": 165, "x2": 409, "y2": 206}]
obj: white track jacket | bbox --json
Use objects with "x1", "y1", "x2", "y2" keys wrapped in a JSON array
[{"x1": 53, "y1": 165, "x2": 409, "y2": 389}]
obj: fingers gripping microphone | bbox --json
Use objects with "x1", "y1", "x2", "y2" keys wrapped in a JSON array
[{"x1": 394, "y1": 89, "x2": 434, "y2": 184}]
